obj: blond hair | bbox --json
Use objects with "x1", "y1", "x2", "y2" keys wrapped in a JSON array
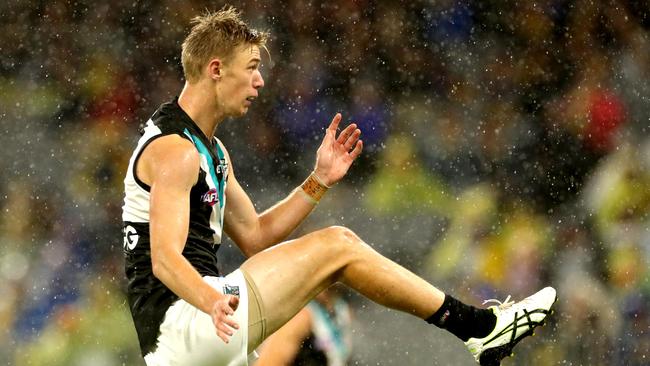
[{"x1": 181, "y1": 6, "x2": 268, "y2": 83}]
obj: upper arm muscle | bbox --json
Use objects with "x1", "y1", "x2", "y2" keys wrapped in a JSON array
[{"x1": 140, "y1": 135, "x2": 200, "y2": 254}]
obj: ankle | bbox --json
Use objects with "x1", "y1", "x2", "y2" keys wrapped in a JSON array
[{"x1": 426, "y1": 294, "x2": 496, "y2": 341}]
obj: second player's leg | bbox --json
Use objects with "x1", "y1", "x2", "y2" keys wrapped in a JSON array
[{"x1": 240, "y1": 225, "x2": 446, "y2": 348}]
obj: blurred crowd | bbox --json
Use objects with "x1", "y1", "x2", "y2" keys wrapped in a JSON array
[{"x1": 1, "y1": 0, "x2": 648, "y2": 365}]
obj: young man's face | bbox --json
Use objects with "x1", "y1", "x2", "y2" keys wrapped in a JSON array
[{"x1": 217, "y1": 44, "x2": 265, "y2": 117}]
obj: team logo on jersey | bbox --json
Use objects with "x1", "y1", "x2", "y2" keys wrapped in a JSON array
[
  {"x1": 123, "y1": 225, "x2": 139, "y2": 250},
  {"x1": 201, "y1": 188, "x2": 219, "y2": 206},
  {"x1": 216, "y1": 158, "x2": 229, "y2": 178},
  {"x1": 223, "y1": 284, "x2": 240, "y2": 297}
]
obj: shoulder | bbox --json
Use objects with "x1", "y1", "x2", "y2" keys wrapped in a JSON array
[
  {"x1": 150, "y1": 134, "x2": 198, "y2": 160},
  {"x1": 143, "y1": 134, "x2": 200, "y2": 181}
]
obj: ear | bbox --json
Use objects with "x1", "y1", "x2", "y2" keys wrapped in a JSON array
[{"x1": 207, "y1": 58, "x2": 223, "y2": 81}]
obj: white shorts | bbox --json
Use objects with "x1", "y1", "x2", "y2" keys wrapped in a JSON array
[{"x1": 144, "y1": 270, "x2": 256, "y2": 366}]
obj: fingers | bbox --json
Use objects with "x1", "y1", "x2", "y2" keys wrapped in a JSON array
[
  {"x1": 327, "y1": 113, "x2": 342, "y2": 133},
  {"x1": 216, "y1": 321, "x2": 237, "y2": 343},
  {"x1": 336, "y1": 123, "x2": 357, "y2": 145},
  {"x1": 213, "y1": 297, "x2": 240, "y2": 344},
  {"x1": 222, "y1": 314, "x2": 240, "y2": 331},
  {"x1": 216, "y1": 318, "x2": 236, "y2": 343},
  {"x1": 216, "y1": 318, "x2": 239, "y2": 343},
  {"x1": 349, "y1": 140, "x2": 363, "y2": 160},
  {"x1": 343, "y1": 127, "x2": 362, "y2": 151},
  {"x1": 217, "y1": 320, "x2": 238, "y2": 343}
]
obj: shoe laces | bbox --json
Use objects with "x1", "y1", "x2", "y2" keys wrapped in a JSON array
[{"x1": 482, "y1": 295, "x2": 514, "y2": 310}]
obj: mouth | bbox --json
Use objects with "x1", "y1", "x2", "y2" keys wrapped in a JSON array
[{"x1": 246, "y1": 96, "x2": 256, "y2": 102}]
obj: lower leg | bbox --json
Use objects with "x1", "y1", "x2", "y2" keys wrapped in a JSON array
[
  {"x1": 333, "y1": 231, "x2": 496, "y2": 341},
  {"x1": 335, "y1": 236, "x2": 445, "y2": 318}
]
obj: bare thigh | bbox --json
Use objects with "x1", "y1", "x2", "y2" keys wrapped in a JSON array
[{"x1": 241, "y1": 226, "x2": 359, "y2": 337}]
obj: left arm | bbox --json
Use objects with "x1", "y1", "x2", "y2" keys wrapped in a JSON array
[{"x1": 224, "y1": 113, "x2": 363, "y2": 257}]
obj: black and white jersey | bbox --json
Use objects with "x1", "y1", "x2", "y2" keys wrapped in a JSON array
[{"x1": 122, "y1": 98, "x2": 229, "y2": 356}]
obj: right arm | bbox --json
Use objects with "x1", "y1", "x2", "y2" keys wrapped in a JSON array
[
  {"x1": 255, "y1": 307, "x2": 313, "y2": 365},
  {"x1": 224, "y1": 113, "x2": 363, "y2": 256},
  {"x1": 138, "y1": 134, "x2": 239, "y2": 343}
]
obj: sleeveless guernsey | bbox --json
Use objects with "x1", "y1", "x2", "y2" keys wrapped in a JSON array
[{"x1": 122, "y1": 98, "x2": 229, "y2": 356}]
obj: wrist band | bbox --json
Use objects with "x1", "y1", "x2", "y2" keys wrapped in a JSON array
[
  {"x1": 300, "y1": 172, "x2": 329, "y2": 203},
  {"x1": 311, "y1": 172, "x2": 330, "y2": 189},
  {"x1": 297, "y1": 188, "x2": 319, "y2": 204}
]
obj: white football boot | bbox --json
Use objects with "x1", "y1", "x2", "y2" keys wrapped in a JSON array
[{"x1": 465, "y1": 287, "x2": 557, "y2": 366}]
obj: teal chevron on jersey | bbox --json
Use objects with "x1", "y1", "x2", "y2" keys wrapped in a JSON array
[
  {"x1": 215, "y1": 141, "x2": 226, "y2": 210},
  {"x1": 184, "y1": 128, "x2": 226, "y2": 210}
]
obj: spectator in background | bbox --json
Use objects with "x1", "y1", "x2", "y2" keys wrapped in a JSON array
[{"x1": 364, "y1": 135, "x2": 450, "y2": 215}]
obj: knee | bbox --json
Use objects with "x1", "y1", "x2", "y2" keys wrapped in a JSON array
[{"x1": 318, "y1": 226, "x2": 364, "y2": 251}]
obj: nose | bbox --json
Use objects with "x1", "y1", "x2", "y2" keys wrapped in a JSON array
[{"x1": 253, "y1": 70, "x2": 264, "y2": 89}]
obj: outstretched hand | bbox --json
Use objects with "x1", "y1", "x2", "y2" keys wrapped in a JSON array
[
  {"x1": 211, "y1": 294, "x2": 240, "y2": 344},
  {"x1": 314, "y1": 113, "x2": 363, "y2": 186}
]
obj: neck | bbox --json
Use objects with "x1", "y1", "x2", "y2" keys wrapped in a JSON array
[{"x1": 178, "y1": 81, "x2": 227, "y2": 139}]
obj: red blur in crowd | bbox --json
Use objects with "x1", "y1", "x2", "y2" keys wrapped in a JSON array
[{"x1": 586, "y1": 89, "x2": 626, "y2": 152}]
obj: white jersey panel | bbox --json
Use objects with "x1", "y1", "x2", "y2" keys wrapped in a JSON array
[{"x1": 122, "y1": 120, "x2": 161, "y2": 223}]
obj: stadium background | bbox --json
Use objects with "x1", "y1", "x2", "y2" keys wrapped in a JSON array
[{"x1": 1, "y1": 1, "x2": 649, "y2": 364}]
